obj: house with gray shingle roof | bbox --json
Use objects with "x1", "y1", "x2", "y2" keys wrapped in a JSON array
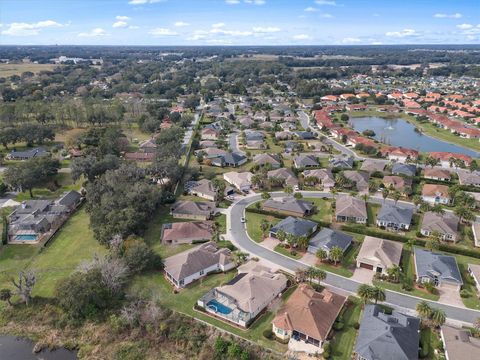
[
  {"x1": 414, "y1": 248, "x2": 463, "y2": 291},
  {"x1": 307, "y1": 228, "x2": 352, "y2": 256},
  {"x1": 360, "y1": 159, "x2": 386, "y2": 174},
  {"x1": 420, "y1": 211, "x2": 459, "y2": 242},
  {"x1": 343, "y1": 170, "x2": 369, "y2": 193},
  {"x1": 267, "y1": 168, "x2": 299, "y2": 187},
  {"x1": 253, "y1": 153, "x2": 282, "y2": 169},
  {"x1": 294, "y1": 154, "x2": 319, "y2": 169},
  {"x1": 392, "y1": 163, "x2": 417, "y2": 177},
  {"x1": 335, "y1": 195, "x2": 367, "y2": 224},
  {"x1": 376, "y1": 203, "x2": 413, "y2": 231},
  {"x1": 269, "y1": 216, "x2": 317, "y2": 239},
  {"x1": 329, "y1": 154, "x2": 354, "y2": 169},
  {"x1": 170, "y1": 201, "x2": 216, "y2": 220},
  {"x1": 263, "y1": 197, "x2": 315, "y2": 218},
  {"x1": 354, "y1": 304, "x2": 420, "y2": 360}
]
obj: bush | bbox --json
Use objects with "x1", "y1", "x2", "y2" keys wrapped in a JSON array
[
  {"x1": 353, "y1": 322, "x2": 360, "y2": 330},
  {"x1": 424, "y1": 281, "x2": 436, "y2": 294},
  {"x1": 460, "y1": 289, "x2": 470, "y2": 298},
  {"x1": 402, "y1": 280, "x2": 413, "y2": 291},
  {"x1": 323, "y1": 341, "x2": 331, "y2": 359},
  {"x1": 290, "y1": 250, "x2": 297, "y2": 256},
  {"x1": 263, "y1": 329, "x2": 274, "y2": 339},
  {"x1": 333, "y1": 321, "x2": 344, "y2": 330},
  {"x1": 123, "y1": 238, "x2": 162, "y2": 274},
  {"x1": 419, "y1": 342, "x2": 429, "y2": 358}
]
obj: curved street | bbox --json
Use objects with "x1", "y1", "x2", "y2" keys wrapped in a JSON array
[{"x1": 226, "y1": 191, "x2": 480, "y2": 325}]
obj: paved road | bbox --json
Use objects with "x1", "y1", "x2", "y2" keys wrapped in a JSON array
[
  {"x1": 297, "y1": 110, "x2": 310, "y2": 131},
  {"x1": 227, "y1": 191, "x2": 480, "y2": 325},
  {"x1": 229, "y1": 131, "x2": 245, "y2": 155}
]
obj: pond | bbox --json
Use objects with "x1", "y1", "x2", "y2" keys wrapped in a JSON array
[
  {"x1": 349, "y1": 116, "x2": 479, "y2": 158},
  {"x1": 0, "y1": 335, "x2": 77, "y2": 360}
]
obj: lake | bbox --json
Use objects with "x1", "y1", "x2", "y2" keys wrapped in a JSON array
[
  {"x1": 0, "y1": 335, "x2": 77, "y2": 360},
  {"x1": 349, "y1": 116, "x2": 480, "y2": 158}
]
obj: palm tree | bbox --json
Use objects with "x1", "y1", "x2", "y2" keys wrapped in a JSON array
[
  {"x1": 329, "y1": 246, "x2": 344, "y2": 266},
  {"x1": 448, "y1": 184, "x2": 461, "y2": 203},
  {"x1": 412, "y1": 195, "x2": 423, "y2": 207},
  {"x1": 382, "y1": 188, "x2": 389, "y2": 203},
  {"x1": 426, "y1": 236, "x2": 441, "y2": 251},
  {"x1": 454, "y1": 206, "x2": 474, "y2": 224},
  {"x1": 416, "y1": 301, "x2": 432, "y2": 322},
  {"x1": 419, "y1": 201, "x2": 431, "y2": 213},
  {"x1": 357, "y1": 284, "x2": 374, "y2": 304},
  {"x1": 368, "y1": 180, "x2": 378, "y2": 193},
  {"x1": 260, "y1": 219, "x2": 271, "y2": 238},
  {"x1": 314, "y1": 268, "x2": 327, "y2": 284},
  {"x1": 261, "y1": 191, "x2": 271, "y2": 200},
  {"x1": 286, "y1": 233, "x2": 296, "y2": 248},
  {"x1": 371, "y1": 286, "x2": 386, "y2": 304},
  {"x1": 335, "y1": 173, "x2": 346, "y2": 189},
  {"x1": 316, "y1": 249, "x2": 328, "y2": 262},
  {"x1": 430, "y1": 204, "x2": 445, "y2": 215},
  {"x1": 251, "y1": 174, "x2": 263, "y2": 189},
  {"x1": 392, "y1": 191, "x2": 401, "y2": 205},
  {"x1": 430, "y1": 308, "x2": 446, "y2": 328},
  {"x1": 284, "y1": 185, "x2": 293, "y2": 195},
  {"x1": 295, "y1": 268, "x2": 307, "y2": 283},
  {"x1": 406, "y1": 237, "x2": 416, "y2": 251},
  {"x1": 297, "y1": 235, "x2": 309, "y2": 251},
  {"x1": 386, "y1": 265, "x2": 401, "y2": 282},
  {"x1": 232, "y1": 251, "x2": 248, "y2": 265}
]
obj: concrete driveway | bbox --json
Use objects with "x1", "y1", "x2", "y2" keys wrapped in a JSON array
[
  {"x1": 351, "y1": 267, "x2": 374, "y2": 285},
  {"x1": 300, "y1": 252, "x2": 318, "y2": 266},
  {"x1": 438, "y1": 287, "x2": 465, "y2": 308},
  {"x1": 261, "y1": 237, "x2": 280, "y2": 251}
]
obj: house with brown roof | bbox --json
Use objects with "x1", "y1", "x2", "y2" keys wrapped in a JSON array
[
  {"x1": 343, "y1": 170, "x2": 370, "y2": 193},
  {"x1": 267, "y1": 168, "x2": 299, "y2": 187},
  {"x1": 421, "y1": 184, "x2": 451, "y2": 205},
  {"x1": 164, "y1": 242, "x2": 235, "y2": 288},
  {"x1": 253, "y1": 153, "x2": 282, "y2": 169},
  {"x1": 263, "y1": 197, "x2": 316, "y2": 218},
  {"x1": 303, "y1": 168, "x2": 335, "y2": 190},
  {"x1": 197, "y1": 264, "x2": 287, "y2": 327},
  {"x1": 170, "y1": 201, "x2": 216, "y2": 220},
  {"x1": 423, "y1": 168, "x2": 451, "y2": 181},
  {"x1": 187, "y1": 179, "x2": 217, "y2": 201},
  {"x1": 162, "y1": 221, "x2": 214, "y2": 245},
  {"x1": 356, "y1": 236, "x2": 403, "y2": 274},
  {"x1": 335, "y1": 195, "x2": 367, "y2": 224},
  {"x1": 441, "y1": 326, "x2": 480, "y2": 360},
  {"x1": 420, "y1": 211, "x2": 459, "y2": 242},
  {"x1": 223, "y1": 171, "x2": 253, "y2": 192},
  {"x1": 272, "y1": 284, "x2": 346, "y2": 351},
  {"x1": 383, "y1": 175, "x2": 412, "y2": 196}
]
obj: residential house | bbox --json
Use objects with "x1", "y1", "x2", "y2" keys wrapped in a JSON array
[
  {"x1": 468, "y1": 264, "x2": 480, "y2": 293},
  {"x1": 263, "y1": 197, "x2": 316, "y2": 218},
  {"x1": 376, "y1": 203, "x2": 413, "y2": 231},
  {"x1": 429, "y1": 152, "x2": 472, "y2": 168},
  {"x1": 198, "y1": 264, "x2": 287, "y2": 327},
  {"x1": 269, "y1": 216, "x2": 317, "y2": 238},
  {"x1": 6, "y1": 147, "x2": 47, "y2": 161},
  {"x1": 343, "y1": 170, "x2": 370, "y2": 193},
  {"x1": 381, "y1": 147, "x2": 419, "y2": 163},
  {"x1": 253, "y1": 153, "x2": 282, "y2": 169},
  {"x1": 329, "y1": 155, "x2": 354, "y2": 169},
  {"x1": 420, "y1": 211, "x2": 459, "y2": 242},
  {"x1": 303, "y1": 169, "x2": 335, "y2": 190},
  {"x1": 295, "y1": 131, "x2": 316, "y2": 140},
  {"x1": 421, "y1": 184, "x2": 451, "y2": 205},
  {"x1": 360, "y1": 159, "x2": 386, "y2": 174},
  {"x1": 272, "y1": 284, "x2": 346, "y2": 351},
  {"x1": 170, "y1": 201, "x2": 216, "y2": 220},
  {"x1": 139, "y1": 138, "x2": 157, "y2": 153},
  {"x1": 354, "y1": 305, "x2": 420, "y2": 360},
  {"x1": 267, "y1": 168, "x2": 299, "y2": 187},
  {"x1": 382, "y1": 175, "x2": 412, "y2": 195},
  {"x1": 187, "y1": 179, "x2": 217, "y2": 201},
  {"x1": 458, "y1": 170, "x2": 480, "y2": 186},
  {"x1": 201, "y1": 128, "x2": 220, "y2": 140},
  {"x1": 164, "y1": 242, "x2": 234, "y2": 288},
  {"x1": 162, "y1": 221, "x2": 213, "y2": 245},
  {"x1": 423, "y1": 168, "x2": 451, "y2": 181},
  {"x1": 441, "y1": 326, "x2": 480, "y2": 360},
  {"x1": 294, "y1": 154, "x2": 319, "y2": 169},
  {"x1": 211, "y1": 152, "x2": 247, "y2": 167},
  {"x1": 307, "y1": 228, "x2": 352, "y2": 256},
  {"x1": 335, "y1": 195, "x2": 367, "y2": 224},
  {"x1": 356, "y1": 236, "x2": 403, "y2": 274},
  {"x1": 223, "y1": 171, "x2": 253, "y2": 192},
  {"x1": 414, "y1": 248, "x2": 463, "y2": 290},
  {"x1": 392, "y1": 163, "x2": 417, "y2": 177},
  {"x1": 124, "y1": 152, "x2": 155, "y2": 162}
]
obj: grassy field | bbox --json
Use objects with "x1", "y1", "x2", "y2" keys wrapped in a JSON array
[
  {"x1": 307, "y1": 197, "x2": 332, "y2": 223},
  {"x1": 14, "y1": 172, "x2": 82, "y2": 201},
  {"x1": 0, "y1": 208, "x2": 107, "y2": 298},
  {"x1": 274, "y1": 244, "x2": 302, "y2": 259},
  {"x1": 330, "y1": 296, "x2": 362, "y2": 360},
  {"x1": 128, "y1": 271, "x2": 288, "y2": 353},
  {"x1": 245, "y1": 206, "x2": 282, "y2": 243},
  {"x1": 0, "y1": 62, "x2": 57, "y2": 77}
]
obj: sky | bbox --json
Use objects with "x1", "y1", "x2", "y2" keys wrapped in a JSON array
[{"x1": 0, "y1": 0, "x2": 479, "y2": 46}]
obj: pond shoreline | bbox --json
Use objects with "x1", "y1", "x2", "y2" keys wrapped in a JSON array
[{"x1": 0, "y1": 335, "x2": 77, "y2": 360}]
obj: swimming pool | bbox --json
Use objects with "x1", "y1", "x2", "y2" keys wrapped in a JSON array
[
  {"x1": 14, "y1": 234, "x2": 38, "y2": 241},
  {"x1": 207, "y1": 299, "x2": 233, "y2": 315}
]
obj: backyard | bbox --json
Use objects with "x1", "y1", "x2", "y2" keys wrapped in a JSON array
[{"x1": 329, "y1": 296, "x2": 362, "y2": 360}]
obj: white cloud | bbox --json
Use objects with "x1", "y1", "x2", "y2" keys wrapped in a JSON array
[
  {"x1": 2, "y1": 20, "x2": 64, "y2": 36},
  {"x1": 292, "y1": 34, "x2": 310, "y2": 40},
  {"x1": 210, "y1": 28, "x2": 252, "y2": 36},
  {"x1": 342, "y1": 37, "x2": 361, "y2": 43},
  {"x1": 371, "y1": 41, "x2": 383, "y2": 45},
  {"x1": 385, "y1": 28, "x2": 419, "y2": 38},
  {"x1": 187, "y1": 30, "x2": 209, "y2": 41},
  {"x1": 252, "y1": 26, "x2": 280, "y2": 33},
  {"x1": 457, "y1": 23, "x2": 473, "y2": 30},
  {"x1": 212, "y1": 23, "x2": 226, "y2": 28},
  {"x1": 174, "y1": 21, "x2": 189, "y2": 27},
  {"x1": 320, "y1": 13, "x2": 333, "y2": 18},
  {"x1": 225, "y1": 0, "x2": 240, "y2": 3},
  {"x1": 113, "y1": 21, "x2": 128, "y2": 28},
  {"x1": 433, "y1": 13, "x2": 462, "y2": 19},
  {"x1": 78, "y1": 27, "x2": 108, "y2": 37},
  {"x1": 304, "y1": 6, "x2": 317, "y2": 12},
  {"x1": 116, "y1": 16, "x2": 130, "y2": 21},
  {"x1": 129, "y1": 25, "x2": 140, "y2": 29},
  {"x1": 149, "y1": 27, "x2": 178, "y2": 36},
  {"x1": 226, "y1": 0, "x2": 265, "y2": 4},
  {"x1": 315, "y1": 0, "x2": 336, "y2": 5},
  {"x1": 128, "y1": 0, "x2": 164, "y2": 5}
]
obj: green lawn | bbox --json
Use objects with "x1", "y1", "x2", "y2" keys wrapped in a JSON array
[
  {"x1": 274, "y1": 244, "x2": 302, "y2": 259},
  {"x1": 456, "y1": 257, "x2": 480, "y2": 310},
  {"x1": 0, "y1": 208, "x2": 107, "y2": 298},
  {"x1": 306, "y1": 197, "x2": 332, "y2": 223},
  {"x1": 128, "y1": 271, "x2": 287, "y2": 353},
  {"x1": 366, "y1": 203, "x2": 380, "y2": 226},
  {"x1": 316, "y1": 241, "x2": 360, "y2": 278},
  {"x1": 245, "y1": 206, "x2": 282, "y2": 243},
  {"x1": 330, "y1": 296, "x2": 362, "y2": 360},
  {"x1": 14, "y1": 172, "x2": 82, "y2": 201}
]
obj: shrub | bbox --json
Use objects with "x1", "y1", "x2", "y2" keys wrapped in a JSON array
[
  {"x1": 333, "y1": 321, "x2": 344, "y2": 330},
  {"x1": 290, "y1": 250, "x2": 297, "y2": 256},
  {"x1": 419, "y1": 342, "x2": 429, "y2": 358},
  {"x1": 353, "y1": 322, "x2": 360, "y2": 330},
  {"x1": 424, "y1": 282, "x2": 436, "y2": 294},
  {"x1": 460, "y1": 289, "x2": 470, "y2": 298},
  {"x1": 263, "y1": 329, "x2": 274, "y2": 339},
  {"x1": 322, "y1": 341, "x2": 331, "y2": 359},
  {"x1": 402, "y1": 280, "x2": 413, "y2": 292}
]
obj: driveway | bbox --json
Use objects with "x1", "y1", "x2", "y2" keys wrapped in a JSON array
[
  {"x1": 351, "y1": 267, "x2": 374, "y2": 285},
  {"x1": 438, "y1": 287, "x2": 465, "y2": 308},
  {"x1": 300, "y1": 252, "x2": 318, "y2": 266},
  {"x1": 261, "y1": 237, "x2": 280, "y2": 251}
]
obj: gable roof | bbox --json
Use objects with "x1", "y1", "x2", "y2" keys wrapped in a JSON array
[
  {"x1": 414, "y1": 248, "x2": 463, "y2": 285},
  {"x1": 171, "y1": 201, "x2": 215, "y2": 216},
  {"x1": 355, "y1": 304, "x2": 420, "y2": 360},
  {"x1": 309, "y1": 228, "x2": 352, "y2": 252},
  {"x1": 272, "y1": 284, "x2": 346, "y2": 341},
  {"x1": 392, "y1": 163, "x2": 416, "y2": 177},
  {"x1": 421, "y1": 211, "x2": 459, "y2": 236},
  {"x1": 162, "y1": 221, "x2": 213, "y2": 242},
  {"x1": 189, "y1": 179, "x2": 217, "y2": 198},
  {"x1": 335, "y1": 195, "x2": 367, "y2": 219},
  {"x1": 270, "y1": 216, "x2": 317, "y2": 237},
  {"x1": 441, "y1": 326, "x2": 480, "y2": 360},
  {"x1": 57, "y1": 190, "x2": 82, "y2": 208},
  {"x1": 263, "y1": 197, "x2": 315, "y2": 215},
  {"x1": 253, "y1": 153, "x2": 281, "y2": 166},
  {"x1": 358, "y1": 236, "x2": 403, "y2": 268},
  {"x1": 421, "y1": 184, "x2": 450, "y2": 198},
  {"x1": 294, "y1": 154, "x2": 319, "y2": 168},
  {"x1": 377, "y1": 203, "x2": 413, "y2": 225}
]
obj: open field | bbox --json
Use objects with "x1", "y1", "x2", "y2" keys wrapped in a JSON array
[{"x1": 0, "y1": 63, "x2": 57, "y2": 77}]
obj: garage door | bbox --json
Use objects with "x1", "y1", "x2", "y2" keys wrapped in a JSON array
[{"x1": 359, "y1": 262, "x2": 374, "y2": 270}]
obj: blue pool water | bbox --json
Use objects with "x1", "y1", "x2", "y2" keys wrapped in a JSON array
[
  {"x1": 207, "y1": 299, "x2": 233, "y2": 315},
  {"x1": 15, "y1": 234, "x2": 37, "y2": 241}
]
